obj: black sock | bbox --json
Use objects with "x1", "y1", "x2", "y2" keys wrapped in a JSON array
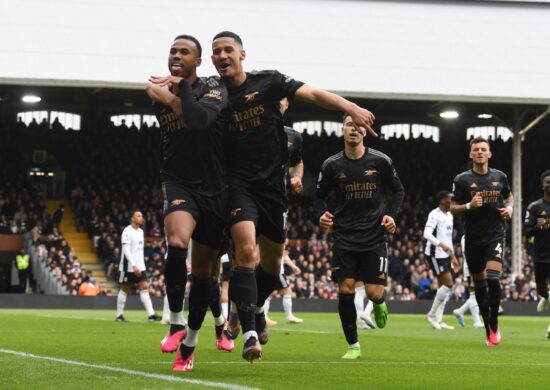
[
  {"x1": 256, "y1": 265, "x2": 279, "y2": 308},
  {"x1": 164, "y1": 246, "x2": 188, "y2": 313},
  {"x1": 487, "y1": 270, "x2": 501, "y2": 333},
  {"x1": 169, "y1": 323, "x2": 185, "y2": 335},
  {"x1": 474, "y1": 279, "x2": 490, "y2": 337},
  {"x1": 187, "y1": 276, "x2": 212, "y2": 331},
  {"x1": 229, "y1": 267, "x2": 257, "y2": 334},
  {"x1": 338, "y1": 293, "x2": 358, "y2": 345},
  {"x1": 179, "y1": 344, "x2": 195, "y2": 360},
  {"x1": 209, "y1": 280, "x2": 223, "y2": 318}
]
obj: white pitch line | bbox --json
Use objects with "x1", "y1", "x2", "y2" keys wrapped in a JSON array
[
  {"x1": 0, "y1": 349, "x2": 261, "y2": 390},
  {"x1": 137, "y1": 360, "x2": 550, "y2": 367}
]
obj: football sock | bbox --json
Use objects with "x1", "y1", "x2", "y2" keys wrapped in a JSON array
[
  {"x1": 221, "y1": 302, "x2": 229, "y2": 319},
  {"x1": 354, "y1": 286, "x2": 366, "y2": 316},
  {"x1": 162, "y1": 295, "x2": 170, "y2": 323},
  {"x1": 469, "y1": 295, "x2": 481, "y2": 324},
  {"x1": 170, "y1": 311, "x2": 186, "y2": 327},
  {"x1": 338, "y1": 293, "x2": 358, "y2": 345},
  {"x1": 428, "y1": 285, "x2": 451, "y2": 317},
  {"x1": 209, "y1": 280, "x2": 222, "y2": 318},
  {"x1": 283, "y1": 295, "x2": 293, "y2": 319},
  {"x1": 230, "y1": 267, "x2": 257, "y2": 333},
  {"x1": 187, "y1": 276, "x2": 212, "y2": 332},
  {"x1": 164, "y1": 246, "x2": 188, "y2": 313},
  {"x1": 139, "y1": 289, "x2": 155, "y2": 316},
  {"x1": 263, "y1": 296, "x2": 272, "y2": 317},
  {"x1": 474, "y1": 279, "x2": 490, "y2": 337},
  {"x1": 256, "y1": 265, "x2": 279, "y2": 308},
  {"x1": 116, "y1": 290, "x2": 127, "y2": 316},
  {"x1": 364, "y1": 300, "x2": 373, "y2": 317},
  {"x1": 487, "y1": 269, "x2": 501, "y2": 333}
]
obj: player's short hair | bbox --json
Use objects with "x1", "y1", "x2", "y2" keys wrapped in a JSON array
[
  {"x1": 541, "y1": 170, "x2": 550, "y2": 185},
  {"x1": 174, "y1": 34, "x2": 202, "y2": 57},
  {"x1": 469, "y1": 136, "x2": 490, "y2": 148},
  {"x1": 129, "y1": 210, "x2": 141, "y2": 220},
  {"x1": 342, "y1": 113, "x2": 351, "y2": 123},
  {"x1": 213, "y1": 31, "x2": 243, "y2": 47}
]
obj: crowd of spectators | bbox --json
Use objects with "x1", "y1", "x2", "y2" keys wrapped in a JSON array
[{"x1": 1, "y1": 115, "x2": 549, "y2": 304}]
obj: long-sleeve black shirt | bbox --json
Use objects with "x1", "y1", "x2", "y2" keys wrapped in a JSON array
[
  {"x1": 315, "y1": 147, "x2": 404, "y2": 251},
  {"x1": 452, "y1": 168, "x2": 511, "y2": 245},
  {"x1": 524, "y1": 198, "x2": 550, "y2": 261},
  {"x1": 155, "y1": 76, "x2": 229, "y2": 196}
]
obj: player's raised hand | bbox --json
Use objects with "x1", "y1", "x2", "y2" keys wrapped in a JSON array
[
  {"x1": 498, "y1": 206, "x2": 513, "y2": 220},
  {"x1": 348, "y1": 104, "x2": 377, "y2": 138},
  {"x1": 319, "y1": 211, "x2": 334, "y2": 231},
  {"x1": 149, "y1": 75, "x2": 183, "y2": 87},
  {"x1": 470, "y1": 192, "x2": 483, "y2": 209},
  {"x1": 381, "y1": 215, "x2": 396, "y2": 234}
]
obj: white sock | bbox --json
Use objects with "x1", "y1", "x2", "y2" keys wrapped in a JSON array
[
  {"x1": 428, "y1": 285, "x2": 451, "y2": 317},
  {"x1": 364, "y1": 300, "x2": 373, "y2": 316},
  {"x1": 255, "y1": 305, "x2": 264, "y2": 314},
  {"x1": 139, "y1": 290, "x2": 155, "y2": 316},
  {"x1": 214, "y1": 314, "x2": 225, "y2": 327},
  {"x1": 231, "y1": 301, "x2": 238, "y2": 314},
  {"x1": 468, "y1": 295, "x2": 481, "y2": 324},
  {"x1": 183, "y1": 328, "x2": 199, "y2": 347},
  {"x1": 263, "y1": 296, "x2": 272, "y2": 317},
  {"x1": 436, "y1": 293, "x2": 450, "y2": 323},
  {"x1": 354, "y1": 287, "x2": 366, "y2": 316},
  {"x1": 221, "y1": 302, "x2": 228, "y2": 319},
  {"x1": 283, "y1": 295, "x2": 293, "y2": 319},
  {"x1": 455, "y1": 300, "x2": 470, "y2": 316},
  {"x1": 170, "y1": 311, "x2": 186, "y2": 326},
  {"x1": 162, "y1": 295, "x2": 170, "y2": 323},
  {"x1": 116, "y1": 290, "x2": 127, "y2": 316},
  {"x1": 349, "y1": 342, "x2": 360, "y2": 348},
  {"x1": 243, "y1": 330, "x2": 258, "y2": 343}
]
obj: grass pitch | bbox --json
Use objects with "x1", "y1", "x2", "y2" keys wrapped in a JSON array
[{"x1": 1, "y1": 308, "x2": 549, "y2": 389}]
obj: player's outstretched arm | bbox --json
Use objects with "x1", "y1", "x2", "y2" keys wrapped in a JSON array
[{"x1": 294, "y1": 85, "x2": 377, "y2": 137}]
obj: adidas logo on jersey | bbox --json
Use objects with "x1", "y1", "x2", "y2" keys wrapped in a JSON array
[
  {"x1": 338, "y1": 172, "x2": 347, "y2": 179},
  {"x1": 470, "y1": 182, "x2": 478, "y2": 188},
  {"x1": 542, "y1": 210, "x2": 548, "y2": 216}
]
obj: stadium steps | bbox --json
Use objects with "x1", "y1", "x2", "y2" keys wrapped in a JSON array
[{"x1": 45, "y1": 200, "x2": 118, "y2": 293}]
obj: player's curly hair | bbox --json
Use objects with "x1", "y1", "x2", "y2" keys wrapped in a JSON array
[
  {"x1": 174, "y1": 34, "x2": 202, "y2": 58},
  {"x1": 541, "y1": 170, "x2": 550, "y2": 185},
  {"x1": 213, "y1": 31, "x2": 243, "y2": 47}
]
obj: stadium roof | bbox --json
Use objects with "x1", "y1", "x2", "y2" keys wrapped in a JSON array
[{"x1": 1, "y1": 0, "x2": 550, "y2": 104}]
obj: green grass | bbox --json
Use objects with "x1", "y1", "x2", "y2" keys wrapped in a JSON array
[{"x1": 1, "y1": 308, "x2": 550, "y2": 389}]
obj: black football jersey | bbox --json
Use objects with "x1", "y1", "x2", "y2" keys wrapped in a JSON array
[
  {"x1": 285, "y1": 126, "x2": 303, "y2": 168},
  {"x1": 315, "y1": 148, "x2": 405, "y2": 251},
  {"x1": 225, "y1": 70, "x2": 304, "y2": 189},
  {"x1": 524, "y1": 198, "x2": 550, "y2": 261},
  {"x1": 452, "y1": 168, "x2": 511, "y2": 245},
  {"x1": 155, "y1": 76, "x2": 228, "y2": 196}
]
